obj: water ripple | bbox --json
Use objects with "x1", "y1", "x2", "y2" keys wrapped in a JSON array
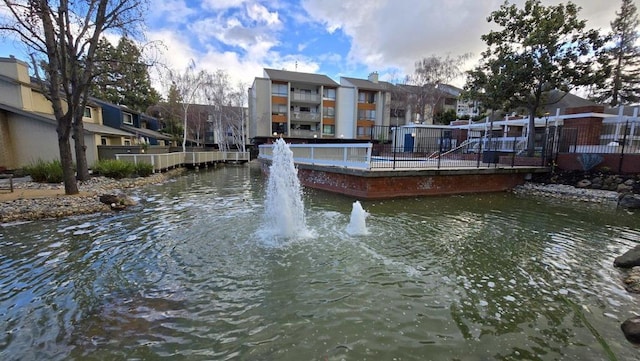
[{"x1": 1, "y1": 170, "x2": 640, "y2": 360}]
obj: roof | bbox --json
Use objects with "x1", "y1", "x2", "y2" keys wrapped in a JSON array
[
  {"x1": 264, "y1": 68, "x2": 339, "y2": 86},
  {"x1": 84, "y1": 122, "x2": 135, "y2": 137},
  {"x1": 341, "y1": 77, "x2": 391, "y2": 91},
  {"x1": 542, "y1": 90, "x2": 600, "y2": 114},
  {"x1": 121, "y1": 125, "x2": 172, "y2": 140},
  {"x1": 0, "y1": 102, "x2": 134, "y2": 137}
]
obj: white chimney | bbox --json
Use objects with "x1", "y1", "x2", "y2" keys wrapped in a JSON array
[{"x1": 368, "y1": 71, "x2": 379, "y2": 83}]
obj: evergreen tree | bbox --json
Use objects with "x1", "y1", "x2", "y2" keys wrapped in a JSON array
[
  {"x1": 164, "y1": 83, "x2": 184, "y2": 143},
  {"x1": 590, "y1": 0, "x2": 640, "y2": 106},
  {"x1": 91, "y1": 37, "x2": 161, "y2": 112},
  {"x1": 465, "y1": 0, "x2": 605, "y2": 156}
]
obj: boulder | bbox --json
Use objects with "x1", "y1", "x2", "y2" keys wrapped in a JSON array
[
  {"x1": 621, "y1": 316, "x2": 640, "y2": 345},
  {"x1": 623, "y1": 267, "x2": 640, "y2": 293},
  {"x1": 618, "y1": 194, "x2": 640, "y2": 209},
  {"x1": 614, "y1": 245, "x2": 640, "y2": 268},
  {"x1": 617, "y1": 183, "x2": 634, "y2": 193},
  {"x1": 99, "y1": 193, "x2": 136, "y2": 210},
  {"x1": 576, "y1": 179, "x2": 592, "y2": 188}
]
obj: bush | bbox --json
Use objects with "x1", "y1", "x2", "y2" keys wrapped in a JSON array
[
  {"x1": 134, "y1": 162, "x2": 154, "y2": 177},
  {"x1": 92, "y1": 159, "x2": 135, "y2": 179},
  {"x1": 24, "y1": 159, "x2": 64, "y2": 183}
]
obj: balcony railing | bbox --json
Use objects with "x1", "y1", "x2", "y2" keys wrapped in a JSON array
[
  {"x1": 291, "y1": 92, "x2": 320, "y2": 103},
  {"x1": 291, "y1": 112, "x2": 320, "y2": 122},
  {"x1": 290, "y1": 129, "x2": 320, "y2": 138}
]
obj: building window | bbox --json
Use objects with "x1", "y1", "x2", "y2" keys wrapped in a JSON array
[
  {"x1": 84, "y1": 107, "x2": 92, "y2": 118},
  {"x1": 123, "y1": 112, "x2": 133, "y2": 125},
  {"x1": 323, "y1": 88, "x2": 336, "y2": 99},
  {"x1": 272, "y1": 104, "x2": 287, "y2": 115},
  {"x1": 323, "y1": 106, "x2": 335, "y2": 117},
  {"x1": 357, "y1": 126, "x2": 369, "y2": 136},
  {"x1": 359, "y1": 92, "x2": 375, "y2": 104},
  {"x1": 271, "y1": 83, "x2": 288, "y2": 96},
  {"x1": 358, "y1": 109, "x2": 376, "y2": 120},
  {"x1": 322, "y1": 124, "x2": 335, "y2": 135},
  {"x1": 124, "y1": 139, "x2": 131, "y2": 146},
  {"x1": 100, "y1": 137, "x2": 107, "y2": 145}
]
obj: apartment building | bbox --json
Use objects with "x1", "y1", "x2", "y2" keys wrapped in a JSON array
[
  {"x1": 340, "y1": 72, "x2": 391, "y2": 139},
  {"x1": 249, "y1": 69, "x2": 395, "y2": 141},
  {"x1": 249, "y1": 68, "x2": 340, "y2": 140}
]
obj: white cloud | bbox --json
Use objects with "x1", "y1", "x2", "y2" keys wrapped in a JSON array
[
  {"x1": 149, "y1": 0, "x2": 196, "y2": 24},
  {"x1": 201, "y1": 0, "x2": 246, "y2": 11},
  {"x1": 301, "y1": 0, "x2": 625, "y2": 82},
  {"x1": 246, "y1": 3, "x2": 280, "y2": 26}
]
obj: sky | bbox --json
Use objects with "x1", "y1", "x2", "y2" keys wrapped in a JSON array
[{"x1": 0, "y1": 0, "x2": 633, "y2": 97}]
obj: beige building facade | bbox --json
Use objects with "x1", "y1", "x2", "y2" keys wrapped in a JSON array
[{"x1": 0, "y1": 57, "x2": 133, "y2": 170}]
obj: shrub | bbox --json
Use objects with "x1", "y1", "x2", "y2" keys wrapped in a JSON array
[
  {"x1": 24, "y1": 159, "x2": 64, "y2": 183},
  {"x1": 134, "y1": 162, "x2": 154, "y2": 177},
  {"x1": 92, "y1": 159, "x2": 135, "y2": 179}
]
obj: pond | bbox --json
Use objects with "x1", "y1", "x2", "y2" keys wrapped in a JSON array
[{"x1": 1, "y1": 162, "x2": 639, "y2": 360}]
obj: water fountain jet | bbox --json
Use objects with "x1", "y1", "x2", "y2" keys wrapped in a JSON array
[
  {"x1": 346, "y1": 200, "x2": 369, "y2": 235},
  {"x1": 262, "y1": 138, "x2": 309, "y2": 240}
]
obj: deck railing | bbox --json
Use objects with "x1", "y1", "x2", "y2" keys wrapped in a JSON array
[
  {"x1": 258, "y1": 139, "x2": 552, "y2": 170},
  {"x1": 259, "y1": 143, "x2": 372, "y2": 169},
  {"x1": 116, "y1": 151, "x2": 249, "y2": 172}
]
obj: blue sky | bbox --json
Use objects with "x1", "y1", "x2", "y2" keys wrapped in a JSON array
[{"x1": 0, "y1": 0, "x2": 629, "y2": 96}]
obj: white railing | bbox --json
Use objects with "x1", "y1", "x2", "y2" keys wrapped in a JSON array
[
  {"x1": 116, "y1": 151, "x2": 250, "y2": 172},
  {"x1": 259, "y1": 143, "x2": 372, "y2": 170}
]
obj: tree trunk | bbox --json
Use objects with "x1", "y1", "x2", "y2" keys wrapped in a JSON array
[
  {"x1": 73, "y1": 116, "x2": 90, "y2": 181},
  {"x1": 57, "y1": 121, "x2": 78, "y2": 195}
]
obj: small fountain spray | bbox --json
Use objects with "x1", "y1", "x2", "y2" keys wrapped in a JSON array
[
  {"x1": 263, "y1": 138, "x2": 309, "y2": 239},
  {"x1": 346, "y1": 201, "x2": 369, "y2": 235}
]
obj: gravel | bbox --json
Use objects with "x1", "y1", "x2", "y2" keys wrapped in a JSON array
[
  {"x1": 0, "y1": 169, "x2": 185, "y2": 223},
  {"x1": 512, "y1": 182, "x2": 621, "y2": 207}
]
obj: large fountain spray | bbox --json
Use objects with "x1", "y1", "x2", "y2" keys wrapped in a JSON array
[{"x1": 263, "y1": 138, "x2": 308, "y2": 239}]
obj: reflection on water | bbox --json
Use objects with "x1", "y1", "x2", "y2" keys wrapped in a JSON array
[{"x1": 1, "y1": 163, "x2": 640, "y2": 360}]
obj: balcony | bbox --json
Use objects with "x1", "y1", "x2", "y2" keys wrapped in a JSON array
[
  {"x1": 291, "y1": 92, "x2": 320, "y2": 103},
  {"x1": 291, "y1": 112, "x2": 320, "y2": 122},
  {"x1": 290, "y1": 129, "x2": 320, "y2": 138}
]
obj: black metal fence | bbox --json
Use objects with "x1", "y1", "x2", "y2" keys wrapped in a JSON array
[
  {"x1": 365, "y1": 125, "x2": 555, "y2": 169},
  {"x1": 557, "y1": 119, "x2": 640, "y2": 172}
]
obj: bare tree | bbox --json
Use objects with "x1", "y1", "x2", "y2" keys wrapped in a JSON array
[
  {"x1": 167, "y1": 61, "x2": 205, "y2": 153},
  {"x1": 227, "y1": 81, "x2": 247, "y2": 152},
  {"x1": 409, "y1": 53, "x2": 470, "y2": 124},
  {"x1": 202, "y1": 70, "x2": 246, "y2": 152},
  {"x1": 0, "y1": 0, "x2": 146, "y2": 194}
]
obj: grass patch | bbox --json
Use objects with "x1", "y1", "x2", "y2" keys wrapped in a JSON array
[
  {"x1": 92, "y1": 159, "x2": 135, "y2": 179},
  {"x1": 92, "y1": 160, "x2": 154, "y2": 179},
  {"x1": 23, "y1": 159, "x2": 64, "y2": 183}
]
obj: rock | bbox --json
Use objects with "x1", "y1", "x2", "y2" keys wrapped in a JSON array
[
  {"x1": 99, "y1": 194, "x2": 120, "y2": 205},
  {"x1": 576, "y1": 179, "x2": 592, "y2": 188},
  {"x1": 614, "y1": 245, "x2": 640, "y2": 268},
  {"x1": 624, "y1": 179, "x2": 635, "y2": 186},
  {"x1": 617, "y1": 183, "x2": 634, "y2": 193},
  {"x1": 618, "y1": 194, "x2": 640, "y2": 209},
  {"x1": 623, "y1": 267, "x2": 640, "y2": 293},
  {"x1": 621, "y1": 317, "x2": 640, "y2": 345},
  {"x1": 99, "y1": 193, "x2": 137, "y2": 210}
]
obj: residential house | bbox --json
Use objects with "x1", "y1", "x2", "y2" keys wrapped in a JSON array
[
  {"x1": 93, "y1": 98, "x2": 172, "y2": 146},
  {"x1": 0, "y1": 56, "x2": 134, "y2": 170}
]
